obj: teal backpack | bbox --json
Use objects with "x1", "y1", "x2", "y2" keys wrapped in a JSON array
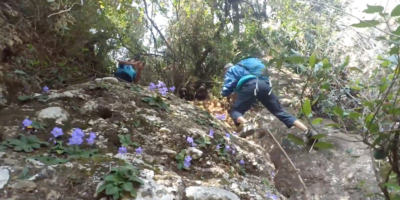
[
  {"x1": 236, "y1": 57, "x2": 272, "y2": 95},
  {"x1": 114, "y1": 64, "x2": 137, "y2": 83}
]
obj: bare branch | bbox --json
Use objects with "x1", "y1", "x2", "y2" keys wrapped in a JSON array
[{"x1": 47, "y1": 0, "x2": 83, "y2": 18}]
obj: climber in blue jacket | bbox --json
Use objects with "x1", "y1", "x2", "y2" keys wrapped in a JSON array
[
  {"x1": 222, "y1": 57, "x2": 318, "y2": 144},
  {"x1": 114, "y1": 58, "x2": 144, "y2": 83}
]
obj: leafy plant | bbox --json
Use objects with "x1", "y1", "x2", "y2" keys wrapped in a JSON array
[
  {"x1": 175, "y1": 150, "x2": 187, "y2": 170},
  {"x1": 194, "y1": 118, "x2": 207, "y2": 125},
  {"x1": 130, "y1": 85, "x2": 142, "y2": 92},
  {"x1": 96, "y1": 164, "x2": 144, "y2": 199},
  {"x1": 118, "y1": 134, "x2": 139, "y2": 147},
  {"x1": 195, "y1": 137, "x2": 211, "y2": 148},
  {"x1": 29, "y1": 155, "x2": 69, "y2": 165},
  {"x1": 3, "y1": 134, "x2": 49, "y2": 152},
  {"x1": 141, "y1": 96, "x2": 169, "y2": 110},
  {"x1": 215, "y1": 139, "x2": 230, "y2": 161},
  {"x1": 31, "y1": 120, "x2": 46, "y2": 130},
  {"x1": 51, "y1": 142, "x2": 99, "y2": 158}
]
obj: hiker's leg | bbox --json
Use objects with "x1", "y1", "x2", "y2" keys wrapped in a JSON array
[
  {"x1": 230, "y1": 83, "x2": 257, "y2": 126},
  {"x1": 257, "y1": 80, "x2": 298, "y2": 128},
  {"x1": 293, "y1": 120, "x2": 308, "y2": 131},
  {"x1": 230, "y1": 94, "x2": 254, "y2": 126},
  {"x1": 257, "y1": 80, "x2": 318, "y2": 144}
]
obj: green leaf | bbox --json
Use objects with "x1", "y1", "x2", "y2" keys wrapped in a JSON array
[
  {"x1": 391, "y1": 5, "x2": 400, "y2": 17},
  {"x1": 325, "y1": 123, "x2": 341, "y2": 128},
  {"x1": 18, "y1": 95, "x2": 33, "y2": 102},
  {"x1": 131, "y1": 177, "x2": 144, "y2": 185},
  {"x1": 14, "y1": 146, "x2": 23, "y2": 151},
  {"x1": 113, "y1": 192, "x2": 120, "y2": 200},
  {"x1": 123, "y1": 182, "x2": 134, "y2": 192},
  {"x1": 321, "y1": 83, "x2": 330, "y2": 90},
  {"x1": 379, "y1": 82, "x2": 388, "y2": 93},
  {"x1": 287, "y1": 134, "x2": 305, "y2": 145},
  {"x1": 311, "y1": 134, "x2": 327, "y2": 140},
  {"x1": 285, "y1": 56, "x2": 304, "y2": 63},
  {"x1": 311, "y1": 118, "x2": 323, "y2": 125},
  {"x1": 384, "y1": 182, "x2": 400, "y2": 191},
  {"x1": 130, "y1": 188, "x2": 138, "y2": 197},
  {"x1": 351, "y1": 20, "x2": 380, "y2": 28},
  {"x1": 302, "y1": 99, "x2": 312, "y2": 118},
  {"x1": 313, "y1": 142, "x2": 334, "y2": 149},
  {"x1": 347, "y1": 67, "x2": 362, "y2": 72},
  {"x1": 349, "y1": 112, "x2": 362, "y2": 119},
  {"x1": 333, "y1": 107, "x2": 344, "y2": 118},
  {"x1": 363, "y1": 5, "x2": 384, "y2": 14},
  {"x1": 365, "y1": 113, "x2": 374, "y2": 127},
  {"x1": 393, "y1": 27, "x2": 400, "y2": 36},
  {"x1": 342, "y1": 56, "x2": 350, "y2": 68},
  {"x1": 96, "y1": 183, "x2": 107, "y2": 193},
  {"x1": 309, "y1": 53, "x2": 316, "y2": 67},
  {"x1": 105, "y1": 185, "x2": 118, "y2": 195}
]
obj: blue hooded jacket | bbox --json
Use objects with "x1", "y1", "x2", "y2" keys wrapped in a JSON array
[{"x1": 221, "y1": 57, "x2": 269, "y2": 97}]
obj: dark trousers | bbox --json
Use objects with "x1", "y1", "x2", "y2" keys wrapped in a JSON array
[{"x1": 230, "y1": 79, "x2": 297, "y2": 128}]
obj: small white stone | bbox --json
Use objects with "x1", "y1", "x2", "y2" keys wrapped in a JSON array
[{"x1": 0, "y1": 169, "x2": 10, "y2": 189}]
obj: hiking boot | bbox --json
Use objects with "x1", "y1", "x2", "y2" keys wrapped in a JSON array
[
  {"x1": 305, "y1": 129, "x2": 318, "y2": 145},
  {"x1": 238, "y1": 122, "x2": 256, "y2": 138}
]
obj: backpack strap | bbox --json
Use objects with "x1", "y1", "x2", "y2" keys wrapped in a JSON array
[{"x1": 236, "y1": 61, "x2": 273, "y2": 96}]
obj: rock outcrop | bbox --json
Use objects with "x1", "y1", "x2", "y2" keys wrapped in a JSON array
[{"x1": 0, "y1": 77, "x2": 282, "y2": 200}]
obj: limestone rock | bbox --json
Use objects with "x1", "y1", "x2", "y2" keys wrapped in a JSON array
[
  {"x1": 37, "y1": 107, "x2": 69, "y2": 124},
  {"x1": 10, "y1": 180, "x2": 37, "y2": 192},
  {"x1": 185, "y1": 186, "x2": 240, "y2": 200},
  {"x1": 186, "y1": 147, "x2": 203, "y2": 160},
  {"x1": 0, "y1": 168, "x2": 10, "y2": 189},
  {"x1": 95, "y1": 77, "x2": 119, "y2": 83}
]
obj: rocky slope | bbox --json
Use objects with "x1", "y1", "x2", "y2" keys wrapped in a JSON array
[{"x1": 0, "y1": 77, "x2": 283, "y2": 200}]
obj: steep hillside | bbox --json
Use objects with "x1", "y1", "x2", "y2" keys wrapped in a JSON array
[{"x1": 0, "y1": 77, "x2": 283, "y2": 200}]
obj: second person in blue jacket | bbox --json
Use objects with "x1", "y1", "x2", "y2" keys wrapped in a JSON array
[{"x1": 222, "y1": 57, "x2": 318, "y2": 144}]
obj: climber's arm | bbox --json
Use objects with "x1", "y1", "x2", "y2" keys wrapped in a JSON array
[{"x1": 221, "y1": 68, "x2": 238, "y2": 97}]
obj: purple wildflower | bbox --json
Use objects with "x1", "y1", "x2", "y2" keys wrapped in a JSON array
[
  {"x1": 86, "y1": 132, "x2": 96, "y2": 145},
  {"x1": 216, "y1": 144, "x2": 220, "y2": 150},
  {"x1": 187, "y1": 136, "x2": 195, "y2": 146},
  {"x1": 240, "y1": 159, "x2": 245, "y2": 165},
  {"x1": 43, "y1": 86, "x2": 49, "y2": 93},
  {"x1": 22, "y1": 119, "x2": 32, "y2": 127},
  {"x1": 51, "y1": 127, "x2": 63, "y2": 138},
  {"x1": 225, "y1": 133, "x2": 230, "y2": 139},
  {"x1": 67, "y1": 128, "x2": 85, "y2": 145},
  {"x1": 225, "y1": 145, "x2": 230, "y2": 151},
  {"x1": 209, "y1": 129, "x2": 214, "y2": 138},
  {"x1": 184, "y1": 155, "x2": 192, "y2": 168},
  {"x1": 135, "y1": 147, "x2": 143, "y2": 155},
  {"x1": 232, "y1": 150, "x2": 236, "y2": 154},
  {"x1": 169, "y1": 86, "x2": 175, "y2": 92},
  {"x1": 216, "y1": 114, "x2": 226, "y2": 120},
  {"x1": 148, "y1": 83, "x2": 157, "y2": 90},
  {"x1": 156, "y1": 81, "x2": 166, "y2": 88},
  {"x1": 158, "y1": 87, "x2": 168, "y2": 96},
  {"x1": 118, "y1": 146, "x2": 127, "y2": 154},
  {"x1": 67, "y1": 135, "x2": 83, "y2": 145},
  {"x1": 266, "y1": 194, "x2": 278, "y2": 199}
]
